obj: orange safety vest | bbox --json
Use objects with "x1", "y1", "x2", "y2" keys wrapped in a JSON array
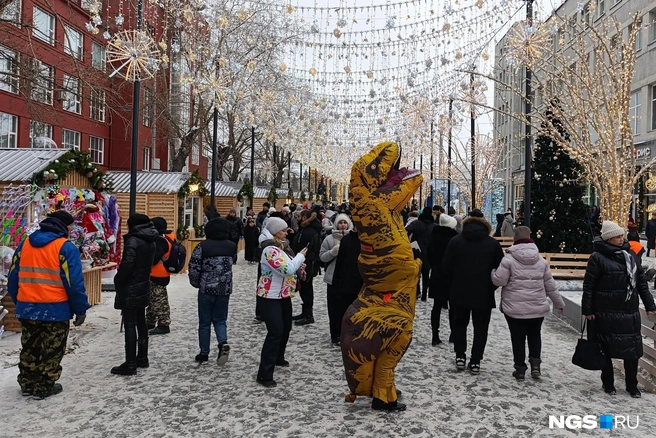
[
  {"x1": 151, "y1": 232, "x2": 175, "y2": 278},
  {"x1": 628, "y1": 240, "x2": 644, "y2": 256},
  {"x1": 17, "y1": 238, "x2": 68, "y2": 303}
]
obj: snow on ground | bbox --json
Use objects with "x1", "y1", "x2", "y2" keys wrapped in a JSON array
[{"x1": 1, "y1": 251, "x2": 656, "y2": 437}]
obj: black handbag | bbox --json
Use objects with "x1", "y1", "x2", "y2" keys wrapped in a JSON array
[{"x1": 571, "y1": 319, "x2": 606, "y2": 370}]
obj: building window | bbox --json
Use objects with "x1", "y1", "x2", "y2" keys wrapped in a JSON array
[
  {"x1": 650, "y1": 10, "x2": 656, "y2": 43},
  {"x1": 30, "y1": 60, "x2": 53, "y2": 104},
  {"x1": 91, "y1": 41, "x2": 105, "y2": 70},
  {"x1": 596, "y1": 0, "x2": 604, "y2": 18},
  {"x1": 582, "y1": 3, "x2": 590, "y2": 26},
  {"x1": 143, "y1": 88, "x2": 152, "y2": 127},
  {"x1": 1, "y1": 0, "x2": 21, "y2": 25},
  {"x1": 0, "y1": 111, "x2": 18, "y2": 148},
  {"x1": 62, "y1": 129, "x2": 80, "y2": 150},
  {"x1": 192, "y1": 142, "x2": 199, "y2": 165},
  {"x1": 630, "y1": 91, "x2": 641, "y2": 136},
  {"x1": 62, "y1": 74, "x2": 81, "y2": 114},
  {"x1": 634, "y1": 22, "x2": 643, "y2": 52},
  {"x1": 64, "y1": 26, "x2": 83, "y2": 60},
  {"x1": 90, "y1": 88, "x2": 105, "y2": 121},
  {"x1": 0, "y1": 46, "x2": 19, "y2": 93},
  {"x1": 89, "y1": 136, "x2": 104, "y2": 164},
  {"x1": 33, "y1": 6, "x2": 54, "y2": 45},
  {"x1": 142, "y1": 147, "x2": 151, "y2": 171},
  {"x1": 30, "y1": 120, "x2": 53, "y2": 148},
  {"x1": 651, "y1": 86, "x2": 656, "y2": 131}
]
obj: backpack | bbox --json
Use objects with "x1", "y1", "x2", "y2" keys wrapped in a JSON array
[{"x1": 163, "y1": 236, "x2": 186, "y2": 274}]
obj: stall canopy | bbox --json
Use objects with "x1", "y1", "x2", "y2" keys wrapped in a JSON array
[{"x1": 0, "y1": 148, "x2": 68, "y2": 182}]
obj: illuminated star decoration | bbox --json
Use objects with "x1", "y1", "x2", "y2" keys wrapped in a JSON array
[
  {"x1": 107, "y1": 30, "x2": 161, "y2": 82},
  {"x1": 506, "y1": 22, "x2": 550, "y2": 69}
]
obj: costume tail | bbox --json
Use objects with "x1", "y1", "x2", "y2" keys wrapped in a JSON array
[{"x1": 345, "y1": 392, "x2": 357, "y2": 403}]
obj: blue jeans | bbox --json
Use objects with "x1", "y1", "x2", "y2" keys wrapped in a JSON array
[{"x1": 198, "y1": 293, "x2": 230, "y2": 355}]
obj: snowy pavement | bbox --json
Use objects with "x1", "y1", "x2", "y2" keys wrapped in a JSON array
[{"x1": 1, "y1": 251, "x2": 656, "y2": 437}]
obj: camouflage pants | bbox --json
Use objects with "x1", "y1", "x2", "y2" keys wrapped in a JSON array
[
  {"x1": 18, "y1": 319, "x2": 69, "y2": 394},
  {"x1": 147, "y1": 283, "x2": 170, "y2": 326}
]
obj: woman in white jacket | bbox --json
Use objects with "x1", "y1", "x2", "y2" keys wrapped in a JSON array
[
  {"x1": 491, "y1": 226, "x2": 565, "y2": 380},
  {"x1": 255, "y1": 218, "x2": 307, "y2": 388},
  {"x1": 319, "y1": 213, "x2": 353, "y2": 345}
]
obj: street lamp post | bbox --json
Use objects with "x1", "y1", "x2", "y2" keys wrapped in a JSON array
[
  {"x1": 250, "y1": 125, "x2": 255, "y2": 209},
  {"x1": 129, "y1": 0, "x2": 143, "y2": 216},
  {"x1": 524, "y1": 0, "x2": 535, "y2": 227},
  {"x1": 430, "y1": 121, "x2": 434, "y2": 207},
  {"x1": 447, "y1": 98, "x2": 453, "y2": 211},
  {"x1": 208, "y1": 95, "x2": 219, "y2": 219},
  {"x1": 470, "y1": 71, "x2": 476, "y2": 211}
]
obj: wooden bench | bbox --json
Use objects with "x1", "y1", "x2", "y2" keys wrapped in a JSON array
[
  {"x1": 542, "y1": 253, "x2": 590, "y2": 279},
  {"x1": 493, "y1": 236, "x2": 514, "y2": 250}
]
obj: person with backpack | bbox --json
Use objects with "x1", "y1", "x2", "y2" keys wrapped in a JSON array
[
  {"x1": 148, "y1": 217, "x2": 175, "y2": 336},
  {"x1": 188, "y1": 218, "x2": 236, "y2": 364}
]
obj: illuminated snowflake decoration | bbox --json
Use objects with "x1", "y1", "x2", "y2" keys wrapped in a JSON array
[
  {"x1": 456, "y1": 81, "x2": 487, "y2": 119},
  {"x1": 645, "y1": 177, "x2": 656, "y2": 192},
  {"x1": 506, "y1": 22, "x2": 550, "y2": 68},
  {"x1": 107, "y1": 30, "x2": 161, "y2": 82}
]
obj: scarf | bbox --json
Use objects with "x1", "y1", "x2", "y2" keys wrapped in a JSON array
[{"x1": 617, "y1": 249, "x2": 637, "y2": 301}]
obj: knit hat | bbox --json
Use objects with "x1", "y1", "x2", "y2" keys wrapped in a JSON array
[
  {"x1": 470, "y1": 209, "x2": 484, "y2": 218},
  {"x1": 151, "y1": 217, "x2": 167, "y2": 233},
  {"x1": 627, "y1": 222, "x2": 638, "y2": 233},
  {"x1": 439, "y1": 214, "x2": 457, "y2": 229},
  {"x1": 265, "y1": 217, "x2": 288, "y2": 236},
  {"x1": 513, "y1": 226, "x2": 531, "y2": 242},
  {"x1": 600, "y1": 220, "x2": 625, "y2": 241},
  {"x1": 127, "y1": 213, "x2": 151, "y2": 229},
  {"x1": 48, "y1": 210, "x2": 75, "y2": 226}
]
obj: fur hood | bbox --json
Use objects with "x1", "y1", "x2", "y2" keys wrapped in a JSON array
[
  {"x1": 461, "y1": 216, "x2": 492, "y2": 240},
  {"x1": 332, "y1": 213, "x2": 354, "y2": 231}
]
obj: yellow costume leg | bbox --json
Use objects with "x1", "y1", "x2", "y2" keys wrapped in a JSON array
[{"x1": 371, "y1": 329, "x2": 412, "y2": 403}]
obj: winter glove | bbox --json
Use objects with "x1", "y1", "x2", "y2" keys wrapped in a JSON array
[
  {"x1": 73, "y1": 314, "x2": 86, "y2": 327},
  {"x1": 330, "y1": 245, "x2": 340, "y2": 256}
]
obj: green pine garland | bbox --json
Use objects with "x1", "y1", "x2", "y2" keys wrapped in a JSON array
[
  {"x1": 31, "y1": 150, "x2": 111, "y2": 191},
  {"x1": 267, "y1": 185, "x2": 278, "y2": 205},
  {"x1": 178, "y1": 170, "x2": 208, "y2": 199},
  {"x1": 237, "y1": 179, "x2": 255, "y2": 204}
]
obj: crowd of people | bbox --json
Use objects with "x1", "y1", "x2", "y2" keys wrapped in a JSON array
[{"x1": 5, "y1": 201, "x2": 656, "y2": 403}]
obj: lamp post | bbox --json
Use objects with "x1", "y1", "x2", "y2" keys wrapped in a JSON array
[
  {"x1": 470, "y1": 71, "x2": 476, "y2": 211},
  {"x1": 447, "y1": 98, "x2": 453, "y2": 211},
  {"x1": 250, "y1": 125, "x2": 255, "y2": 209},
  {"x1": 207, "y1": 93, "x2": 219, "y2": 219},
  {"x1": 524, "y1": 0, "x2": 535, "y2": 227},
  {"x1": 419, "y1": 154, "x2": 423, "y2": 207},
  {"x1": 430, "y1": 120, "x2": 434, "y2": 207},
  {"x1": 129, "y1": 0, "x2": 143, "y2": 216}
]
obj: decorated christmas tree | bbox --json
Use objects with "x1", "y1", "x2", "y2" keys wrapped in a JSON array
[{"x1": 531, "y1": 111, "x2": 593, "y2": 253}]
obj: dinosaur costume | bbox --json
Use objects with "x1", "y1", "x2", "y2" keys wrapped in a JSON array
[{"x1": 341, "y1": 142, "x2": 423, "y2": 411}]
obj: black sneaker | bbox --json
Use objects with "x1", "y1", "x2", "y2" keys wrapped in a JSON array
[
  {"x1": 276, "y1": 359, "x2": 290, "y2": 367},
  {"x1": 456, "y1": 357, "x2": 466, "y2": 371},
  {"x1": 149, "y1": 325, "x2": 170, "y2": 335},
  {"x1": 292, "y1": 314, "x2": 305, "y2": 321},
  {"x1": 331, "y1": 337, "x2": 340, "y2": 346},
  {"x1": 217, "y1": 343, "x2": 230, "y2": 365},
  {"x1": 371, "y1": 397, "x2": 407, "y2": 411},
  {"x1": 603, "y1": 385, "x2": 617, "y2": 395},
  {"x1": 294, "y1": 316, "x2": 315, "y2": 326},
  {"x1": 257, "y1": 378, "x2": 277, "y2": 388},
  {"x1": 468, "y1": 362, "x2": 480, "y2": 375},
  {"x1": 627, "y1": 387, "x2": 641, "y2": 398},
  {"x1": 33, "y1": 383, "x2": 63, "y2": 399},
  {"x1": 111, "y1": 362, "x2": 137, "y2": 376},
  {"x1": 195, "y1": 353, "x2": 209, "y2": 363}
]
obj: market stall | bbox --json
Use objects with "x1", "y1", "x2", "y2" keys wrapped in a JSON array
[{"x1": 0, "y1": 149, "x2": 119, "y2": 333}]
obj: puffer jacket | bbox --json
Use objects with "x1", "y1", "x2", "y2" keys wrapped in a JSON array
[
  {"x1": 319, "y1": 214, "x2": 354, "y2": 285},
  {"x1": 188, "y1": 218, "x2": 236, "y2": 295},
  {"x1": 491, "y1": 241, "x2": 565, "y2": 318},
  {"x1": 406, "y1": 209, "x2": 436, "y2": 263},
  {"x1": 114, "y1": 223, "x2": 158, "y2": 310},
  {"x1": 428, "y1": 225, "x2": 458, "y2": 299},
  {"x1": 501, "y1": 215, "x2": 514, "y2": 237},
  {"x1": 257, "y1": 237, "x2": 305, "y2": 299},
  {"x1": 583, "y1": 237, "x2": 656, "y2": 359}
]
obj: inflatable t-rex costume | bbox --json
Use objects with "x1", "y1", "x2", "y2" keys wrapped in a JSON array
[{"x1": 341, "y1": 142, "x2": 423, "y2": 411}]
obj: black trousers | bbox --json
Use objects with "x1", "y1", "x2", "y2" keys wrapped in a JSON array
[
  {"x1": 431, "y1": 299, "x2": 453, "y2": 335},
  {"x1": 231, "y1": 239, "x2": 239, "y2": 263},
  {"x1": 504, "y1": 315, "x2": 544, "y2": 368},
  {"x1": 299, "y1": 277, "x2": 314, "y2": 317},
  {"x1": 451, "y1": 306, "x2": 492, "y2": 363},
  {"x1": 122, "y1": 307, "x2": 148, "y2": 363},
  {"x1": 601, "y1": 355, "x2": 639, "y2": 390},
  {"x1": 326, "y1": 284, "x2": 357, "y2": 340},
  {"x1": 257, "y1": 297, "x2": 292, "y2": 381},
  {"x1": 18, "y1": 320, "x2": 69, "y2": 393},
  {"x1": 416, "y1": 265, "x2": 431, "y2": 299}
]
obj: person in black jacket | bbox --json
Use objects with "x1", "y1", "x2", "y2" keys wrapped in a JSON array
[
  {"x1": 331, "y1": 228, "x2": 364, "y2": 342},
  {"x1": 441, "y1": 209, "x2": 504, "y2": 374},
  {"x1": 582, "y1": 221, "x2": 656, "y2": 398},
  {"x1": 256, "y1": 202, "x2": 270, "y2": 228},
  {"x1": 112, "y1": 214, "x2": 159, "y2": 376},
  {"x1": 645, "y1": 212, "x2": 656, "y2": 257},
  {"x1": 188, "y1": 218, "x2": 236, "y2": 364},
  {"x1": 406, "y1": 208, "x2": 436, "y2": 301},
  {"x1": 243, "y1": 218, "x2": 260, "y2": 264},
  {"x1": 225, "y1": 208, "x2": 243, "y2": 264},
  {"x1": 493, "y1": 213, "x2": 504, "y2": 237},
  {"x1": 290, "y1": 208, "x2": 322, "y2": 325},
  {"x1": 428, "y1": 213, "x2": 458, "y2": 345}
]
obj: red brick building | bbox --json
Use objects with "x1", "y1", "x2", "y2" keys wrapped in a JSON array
[{"x1": 0, "y1": 0, "x2": 208, "y2": 177}]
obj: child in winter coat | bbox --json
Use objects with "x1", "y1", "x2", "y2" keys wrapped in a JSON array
[
  {"x1": 188, "y1": 218, "x2": 236, "y2": 365},
  {"x1": 243, "y1": 218, "x2": 260, "y2": 264},
  {"x1": 491, "y1": 226, "x2": 565, "y2": 380}
]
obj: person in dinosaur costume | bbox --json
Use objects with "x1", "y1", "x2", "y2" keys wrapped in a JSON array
[{"x1": 341, "y1": 141, "x2": 423, "y2": 412}]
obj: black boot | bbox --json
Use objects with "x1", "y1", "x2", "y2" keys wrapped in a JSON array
[
  {"x1": 111, "y1": 339, "x2": 137, "y2": 375},
  {"x1": 136, "y1": 339, "x2": 149, "y2": 368},
  {"x1": 529, "y1": 357, "x2": 541, "y2": 379},
  {"x1": 292, "y1": 313, "x2": 305, "y2": 321},
  {"x1": 432, "y1": 330, "x2": 442, "y2": 346},
  {"x1": 371, "y1": 397, "x2": 407, "y2": 412},
  {"x1": 512, "y1": 364, "x2": 528, "y2": 380},
  {"x1": 149, "y1": 325, "x2": 170, "y2": 335},
  {"x1": 295, "y1": 315, "x2": 315, "y2": 326}
]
